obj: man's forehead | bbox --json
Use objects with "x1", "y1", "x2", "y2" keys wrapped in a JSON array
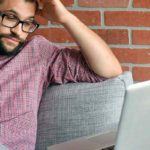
[{"x1": 0, "y1": 0, "x2": 36, "y2": 19}]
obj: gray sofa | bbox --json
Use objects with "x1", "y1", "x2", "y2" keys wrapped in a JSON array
[{"x1": 35, "y1": 71, "x2": 133, "y2": 150}]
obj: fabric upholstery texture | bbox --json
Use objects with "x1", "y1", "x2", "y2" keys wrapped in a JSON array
[{"x1": 35, "y1": 72, "x2": 133, "y2": 150}]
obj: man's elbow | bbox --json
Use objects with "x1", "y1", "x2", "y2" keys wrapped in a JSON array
[
  {"x1": 105, "y1": 66, "x2": 123, "y2": 78},
  {"x1": 89, "y1": 62, "x2": 123, "y2": 79},
  {"x1": 111, "y1": 67, "x2": 123, "y2": 77},
  {"x1": 96, "y1": 64, "x2": 123, "y2": 79}
]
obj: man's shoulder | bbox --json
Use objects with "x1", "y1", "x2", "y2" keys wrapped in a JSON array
[
  {"x1": 27, "y1": 35, "x2": 49, "y2": 45},
  {"x1": 25, "y1": 35, "x2": 64, "y2": 58},
  {"x1": 27, "y1": 35, "x2": 60, "y2": 50}
]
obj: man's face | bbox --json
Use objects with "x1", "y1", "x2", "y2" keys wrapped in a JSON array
[{"x1": 0, "y1": 0, "x2": 36, "y2": 56}]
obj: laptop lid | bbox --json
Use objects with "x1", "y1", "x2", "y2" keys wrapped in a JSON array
[{"x1": 115, "y1": 80, "x2": 150, "y2": 150}]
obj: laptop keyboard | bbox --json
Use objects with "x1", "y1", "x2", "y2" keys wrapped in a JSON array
[{"x1": 101, "y1": 145, "x2": 115, "y2": 150}]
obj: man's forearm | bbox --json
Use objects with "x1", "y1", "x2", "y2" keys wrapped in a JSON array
[{"x1": 61, "y1": 13, "x2": 122, "y2": 78}]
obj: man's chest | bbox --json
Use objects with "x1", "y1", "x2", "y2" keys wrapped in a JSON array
[{"x1": 0, "y1": 57, "x2": 46, "y2": 122}]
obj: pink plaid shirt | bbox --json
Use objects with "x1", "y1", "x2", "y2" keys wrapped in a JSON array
[{"x1": 0, "y1": 35, "x2": 105, "y2": 150}]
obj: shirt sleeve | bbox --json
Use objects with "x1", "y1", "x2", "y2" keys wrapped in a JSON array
[
  {"x1": 35, "y1": 36, "x2": 107, "y2": 85},
  {"x1": 47, "y1": 47, "x2": 107, "y2": 84}
]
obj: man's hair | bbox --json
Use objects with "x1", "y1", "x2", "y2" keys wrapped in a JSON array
[{"x1": 0, "y1": 0, "x2": 39, "y2": 9}]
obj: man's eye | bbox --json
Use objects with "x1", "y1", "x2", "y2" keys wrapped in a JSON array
[
  {"x1": 5, "y1": 15, "x2": 16, "y2": 20},
  {"x1": 24, "y1": 22, "x2": 32, "y2": 26}
]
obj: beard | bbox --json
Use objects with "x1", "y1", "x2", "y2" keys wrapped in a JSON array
[{"x1": 0, "y1": 33, "x2": 25, "y2": 57}]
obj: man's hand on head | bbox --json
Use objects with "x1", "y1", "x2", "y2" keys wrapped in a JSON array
[{"x1": 36, "y1": 0, "x2": 72, "y2": 24}]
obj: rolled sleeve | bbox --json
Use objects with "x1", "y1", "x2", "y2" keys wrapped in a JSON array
[{"x1": 47, "y1": 47, "x2": 106, "y2": 84}]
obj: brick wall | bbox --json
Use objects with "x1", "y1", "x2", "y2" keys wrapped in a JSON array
[{"x1": 31, "y1": 0, "x2": 150, "y2": 82}]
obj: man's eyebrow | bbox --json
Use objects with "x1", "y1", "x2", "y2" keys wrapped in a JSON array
[{"x1": 5, "y1": 10, "x2": 35, "y2": 20}]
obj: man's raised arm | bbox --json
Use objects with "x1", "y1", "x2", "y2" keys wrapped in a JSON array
[{"x1": 37, "y1": 0, "x2": 122, "y2": 78}]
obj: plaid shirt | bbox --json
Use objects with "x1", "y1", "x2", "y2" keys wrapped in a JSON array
[{"x1": 0, "y1": 35, "x2": 105, "y2": 150}]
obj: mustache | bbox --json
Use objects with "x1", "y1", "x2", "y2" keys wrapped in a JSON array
[{"x1": 0, "y1": 33, "x2": 24, "y2": 43}]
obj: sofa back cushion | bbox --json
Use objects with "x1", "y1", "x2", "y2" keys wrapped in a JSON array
[{"x1": 36, "y1": 72, "x2": 133, "y2": 150}]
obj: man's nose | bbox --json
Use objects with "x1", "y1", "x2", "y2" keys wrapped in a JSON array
[{"x1": 10, "y1": 23, "x2": 23, "y2": 36}]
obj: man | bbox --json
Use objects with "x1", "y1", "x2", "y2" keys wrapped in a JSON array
[{"x1": 0, "y1": 0, "x2": 122, "y2": 149}]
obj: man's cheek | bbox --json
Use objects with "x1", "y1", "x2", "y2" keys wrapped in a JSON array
[{"x1": 0, "y1": 26, "x2": 11, "y2": 35}]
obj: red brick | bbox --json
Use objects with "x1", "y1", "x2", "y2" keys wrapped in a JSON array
[
  {"x1": 133, "y1": 0, "x2": 150, "y2": 8},
  {"x1": 112, "y1": 48, "x2": 150, "y2": 64},
  {"x1": 71, "y1": 10, "x2": 101, "y2": 26},
  {"x1": 44, "y1": 10, "x2": 101, "y2": 26},
  {"x1": 133, "y1": 67, "x2": 150, "y2": 81},
  {"x1": 105, "y1": 11, "x2": 150, "y2": 27},
  {"x1": 34, "y1": 0, "x2": 74, "y2": 25},
  {"x1": 61, "y1": 0, "x2": 74, "y2": 6},
  {"x1": 79, "y1": 0, "x2": 129, "y2": 8},
  {"x1": 29, "y1": 28, "x2": 74, "y2": 43},
  {"x1": 122, "y1": 66, "x2": 130, "y2": 71},
  {"x1": 30, "y1": 28, "x2": 128, "y2": 44},
  {"x1": 95, "y1": 29, "x2": 129, "y2": 44},
  {"x1": 35, "y1": 15, "x2": 48, "y2": 25},
  {"x1": 132, "y1": 30, "x2": 150, "y2": 45}
]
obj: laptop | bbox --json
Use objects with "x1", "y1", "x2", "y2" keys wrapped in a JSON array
[{"x1": 48, "y1": 80, "x2": 150, "y2": 150}]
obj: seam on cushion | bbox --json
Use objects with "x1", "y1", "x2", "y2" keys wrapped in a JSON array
[{"x1": 118, "y1": 72, "x2": 133, "y2": 89}]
